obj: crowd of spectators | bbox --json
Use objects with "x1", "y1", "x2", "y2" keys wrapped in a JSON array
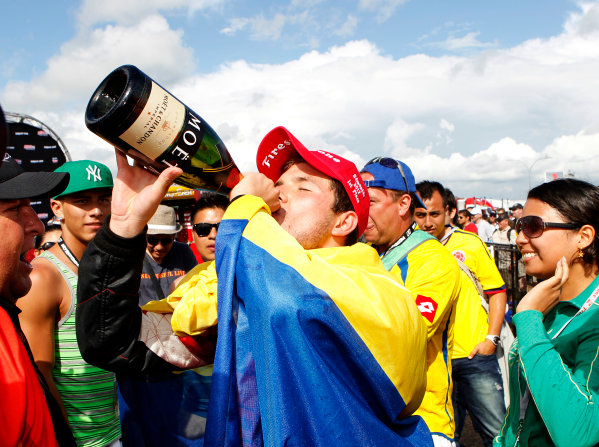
[{"x1": 2, "y1": 106, "x2": 598, "y2": 447}]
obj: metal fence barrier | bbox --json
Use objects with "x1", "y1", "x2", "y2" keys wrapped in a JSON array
[{"x1": 486, "y1": 242, "x2": 532, "y2": 318}]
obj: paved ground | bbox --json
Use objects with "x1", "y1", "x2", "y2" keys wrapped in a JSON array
[{"x1": 459, "y1": 414, "x2": 483, "y2": 447}]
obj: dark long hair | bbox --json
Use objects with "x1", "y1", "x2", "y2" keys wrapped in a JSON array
[{"x1": 527, "y1": 179, "x2": 599, "y2": 268}]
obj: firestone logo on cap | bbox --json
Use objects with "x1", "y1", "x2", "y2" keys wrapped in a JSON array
[
  {"x1": 261, "y1": 139, "x2": 292, "y2": 168},
  {"x1": 315, "y1": 150, "x2": 340, "y2": 163}
]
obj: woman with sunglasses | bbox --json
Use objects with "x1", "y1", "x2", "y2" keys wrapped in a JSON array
[
  {"x1": 33, "y1": 226, "x2": 61, "y2": 257},
  {"x1": 495, "y1": 178, "x2": 599, "y2": 447}
]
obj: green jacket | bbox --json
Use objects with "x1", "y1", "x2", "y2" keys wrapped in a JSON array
[{"x1": 494, "y1": 275, "x2": 599, "y2": 447}]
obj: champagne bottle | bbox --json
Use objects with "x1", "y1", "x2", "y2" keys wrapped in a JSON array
[{"x1": 85, "y1": 65, "x2": 241, "y2": 193}]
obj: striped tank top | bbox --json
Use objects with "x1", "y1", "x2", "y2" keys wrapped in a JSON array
[{"x1": 41, "y1": 252, "x2": 121, "y2": 447}]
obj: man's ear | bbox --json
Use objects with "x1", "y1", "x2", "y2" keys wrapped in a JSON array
[
  {"x1": 331, "y1": 211, "x2": 358, "y2": 238},
  {"x1": 448, "y1": 206, "x2": 457, "y2": 220},
  {"x1": 50, "y1": 199, "x2": 64, "y2": 221},
  {"x1": 397, "y1": 193, "x2": 412, "y2": 218}
]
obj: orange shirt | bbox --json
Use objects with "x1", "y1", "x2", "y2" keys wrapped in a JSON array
[{"x1": 0, "y1": 304, "x2": 58, "y2": 446}]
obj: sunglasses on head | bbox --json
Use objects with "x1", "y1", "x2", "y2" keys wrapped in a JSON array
[
  {"x1": 193, "y1": 222, "x2": 219, "y2": 237},
  {"x1": 40, "y1": 241, "x2": 56, "y2": 251},
  {"x1": 147, "y1": 236, "x2": 174, "y2": 246},
  {"x1": 365, "y1": 157, "x2": 409, "y2": 191},
  {"x1": 515, "y1": 215, "x2": 579, "y2": 239}
]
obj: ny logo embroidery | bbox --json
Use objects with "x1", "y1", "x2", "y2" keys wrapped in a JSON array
[{"x1": 86, "y1": 164, "x2": 102, "y2": 182}]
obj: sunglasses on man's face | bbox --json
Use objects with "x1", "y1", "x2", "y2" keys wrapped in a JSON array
[
  {"x1": 515, "y1": 215, "x2": 579, "y2": 239},
  {"x1": 147, "y1": 236, "x2": 174, "y2": 246},
  {"x1": 40, "y1": 241, "x2": 56, "y2": 251},
  {"x1": 193, "y1": 222, "x2": 219, "y2": 237}
]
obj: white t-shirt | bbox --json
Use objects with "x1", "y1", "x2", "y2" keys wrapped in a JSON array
[{"x1": 476, "y1": 219, "x2": 495, "y2": 242}]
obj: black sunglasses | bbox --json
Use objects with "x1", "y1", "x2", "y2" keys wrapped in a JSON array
[
  {"x1": 365, "y1": 157, "x2": 409, "y2": 191},
  {"x1": 515, "y1": 215, "x2": 579, "y2": 239},
  {"x1": 40, "y1": 241, "x2": 56, "y2": 251},
  {"x1": 147, "y1": 236, "x2": 174, "y2": 246},
  {"x1": 193, "y1": 222, "x2": 219, "y2": 237}
]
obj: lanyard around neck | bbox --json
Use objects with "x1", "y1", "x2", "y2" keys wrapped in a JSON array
[
  {"x1": 440, "y1": 226, "x2": 456, "y2": 245},
  {"x1": 381, "y1": 221, "x2": 418, "y2": 257},
  {"x1": 551, "y1": 280, "x2": 599, "y2": 339},
  {"x1": 58, "y1": 237, "x2": 79, "y2": 268}
]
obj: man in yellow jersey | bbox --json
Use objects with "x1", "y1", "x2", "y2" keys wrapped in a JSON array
[
  {"x1": 414, "y1": 180, "x2": 507, "y2": 447},
  {"x1": 76, "y1": 127, "x2": 433, "y2": 446},
  {"x1": 360, "y1": 157, "x2": 460, "y2": 447}
]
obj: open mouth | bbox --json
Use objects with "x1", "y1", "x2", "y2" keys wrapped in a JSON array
[{"x1": 20, "y1": 252, "x2": 32, "y2": 268}]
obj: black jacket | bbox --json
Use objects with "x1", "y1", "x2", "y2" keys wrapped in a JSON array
[{"x1": 76, "y1": 220, "x2": 179, "y2": 376}]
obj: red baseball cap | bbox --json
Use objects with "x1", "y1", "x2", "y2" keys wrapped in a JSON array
[{"x1": 256, "y1": 126, "x2": 369, "y2": 236}]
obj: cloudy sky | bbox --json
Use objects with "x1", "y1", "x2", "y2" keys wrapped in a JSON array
[{"x1": 1, "y1": 0, "x2": 598, "y2": 201}]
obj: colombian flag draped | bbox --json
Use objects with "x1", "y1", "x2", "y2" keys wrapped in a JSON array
[{"x1": 202, "y1": 196, "x2": 432, "y2": 446}]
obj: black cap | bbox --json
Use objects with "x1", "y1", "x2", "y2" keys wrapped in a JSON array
[
  {"x1": 0, "y1": 155, "x2": 70, "y2": 200},
  {"x1": 510, "y1": 203, "x2": 523, "y2": 210}
]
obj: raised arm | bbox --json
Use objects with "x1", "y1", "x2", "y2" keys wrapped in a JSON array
[{"x1": 76, "y1": 150, "x2": 188, "y2": 375}]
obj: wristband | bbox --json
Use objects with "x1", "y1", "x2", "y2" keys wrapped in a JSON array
[{"x1": 485, "y1": 335, "x2": 500, "y2": 346}]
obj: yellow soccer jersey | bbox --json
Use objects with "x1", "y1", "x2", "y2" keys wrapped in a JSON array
[
  {"x1": 452, "y1": 270, "x2": 490, "y2": 359},
  {"x1": 443, "y1": 229, "x2": 505, "y2": 294},
  {"x1": 384, "y1": 231, "x2": 460, "y2": 440},
  {"x1": 443, "y1": 228, "x2": 506, "y2": 359}
]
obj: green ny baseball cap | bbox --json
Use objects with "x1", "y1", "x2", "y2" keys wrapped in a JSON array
[{"x1": 53, "y1": 160, "x2": 113, "y2": 199}]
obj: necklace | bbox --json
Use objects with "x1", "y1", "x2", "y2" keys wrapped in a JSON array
[{"x1": 57, "y1": 237, "x2": 79, "y2": 268}]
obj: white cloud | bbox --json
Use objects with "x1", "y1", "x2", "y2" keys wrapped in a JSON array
[
  {"x1": 437, "y1": 119, "x2": 455, "y2": 145},
  {"x1": 358, "y1": 0, "x2": 410, "y2": 22},
  {"x1": 220, "y1": 3, "x2": 356, "y2": 44},
  {"x1": 440, "y1": 119, "x2": 455, "y2": 133},
  {"x1": 76, "y1": 0, "x2": 226, "y2": 28},
  {"x1": 221, "y1": 13, "x2": 288, "y2": 41},
  {"x1": 3, "y1": 2, "x2": 599, "y2": 200},
  {"x1": 220, "y1": 17, "x2": 250, "y2": 36},
  {"x1": 564, "y1": 1, "x2": 599, "y2": 35},
  {"x1": 333, "y1": 15, "x2": 358, "y2": 38},
  {"x1": 290, "y1": 0, "x2": 325, "y2": 7},
  {"x1": 438, "y1": 31, "x2": 496, "y2": 51},
  {"x1": 384, "y1": 118, "x2": 426, "y2": 157},
  {"x1": 2, "y1": 15, "x2": 194, "y2": 111}
]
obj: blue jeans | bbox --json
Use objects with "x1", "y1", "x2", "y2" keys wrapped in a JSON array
[{"x1": 452, "y1": 354, "x2": 506, "y2": 447}]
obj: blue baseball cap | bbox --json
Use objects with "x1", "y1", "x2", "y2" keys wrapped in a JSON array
[{"x1": 360, "y1": 157, "x2": 426, "y2": 209}]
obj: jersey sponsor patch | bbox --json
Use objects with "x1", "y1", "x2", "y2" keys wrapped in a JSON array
[
  {"x1": 415, "y1": 295, "x2": 438, "y2": 323},
  {"x1": 452, "y1": 250, "x2": 466, "y2": 262}
]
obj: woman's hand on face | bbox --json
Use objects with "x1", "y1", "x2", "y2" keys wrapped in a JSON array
[{"x1": 516, "y1": 256, "x2": 568, "y2": 316}]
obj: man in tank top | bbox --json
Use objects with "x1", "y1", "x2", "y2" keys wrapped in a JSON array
[{"x1": 18, "y1": 160, "x2": 121, "y2": 447}]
